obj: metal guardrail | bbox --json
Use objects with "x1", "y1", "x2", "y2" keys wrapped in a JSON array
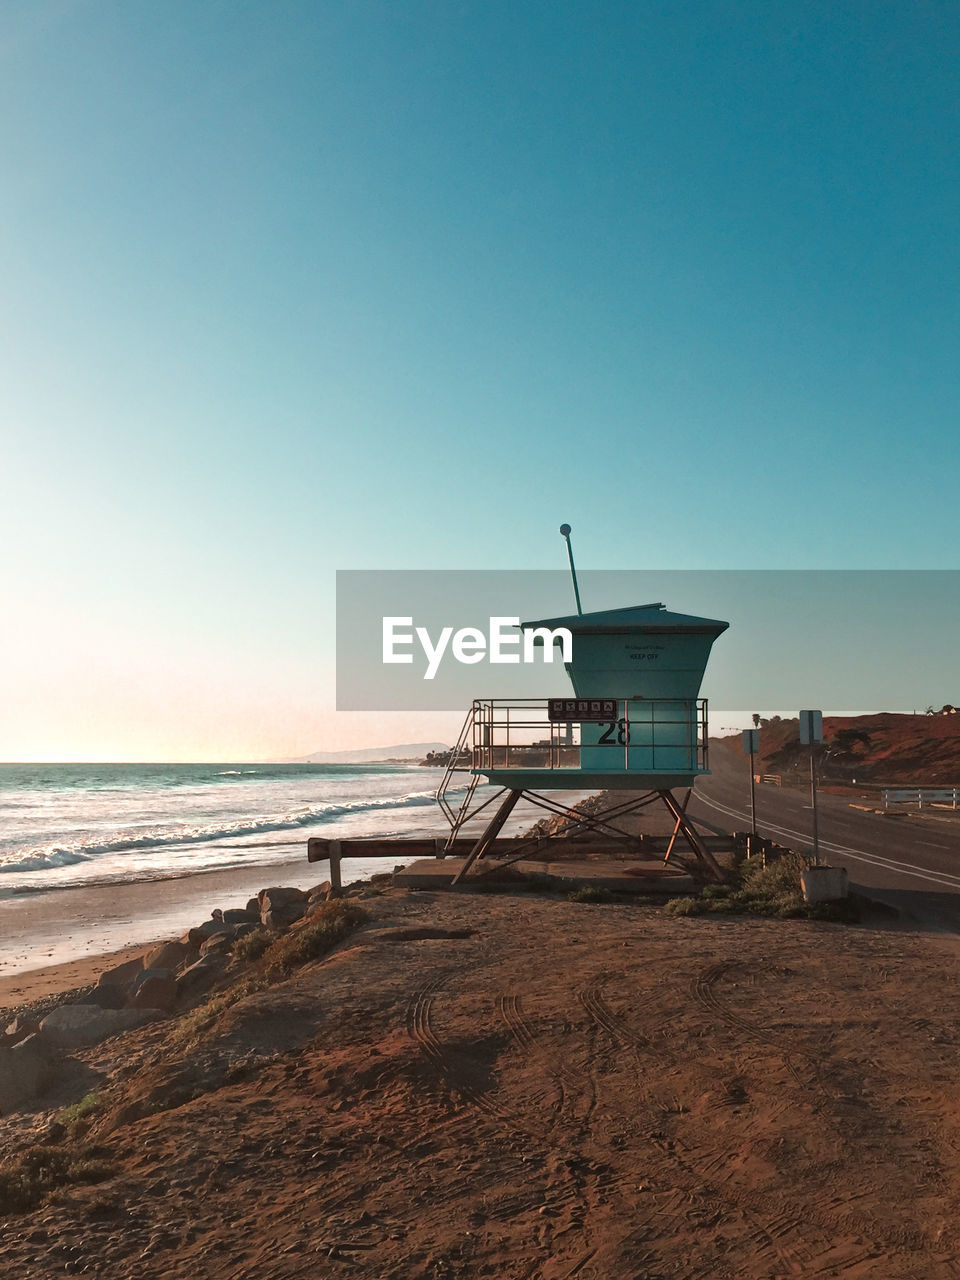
[{"x1": 883, "y1": 787, "x2": 960, "y2": 810}]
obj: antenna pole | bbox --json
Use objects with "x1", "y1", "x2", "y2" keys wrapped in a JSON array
[{"x1": 559, "y1": 524, "x2": 583, "y2": 616}]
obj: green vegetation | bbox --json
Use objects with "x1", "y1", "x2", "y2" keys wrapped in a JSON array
[
  {"x1": 174, "y1": 901, "x2": 367, "y2": 1044},
  {"x1": 664, "y1": 852, "x2": 856, "y2": 921},
  {"x1": 0, "y1": 1144, "x2": 115, "y2": 1215},
  {"x1": 262, "y1": 900, "x2": 368, "y2": 979},
  {"x1": 171, "y1": 974, "x2": 265, "y2": 1046},
  {"x1": 231, "y1": 927, "x2": 272, "y2": 962},
  {"x1": 567, "y1": 885, "x2": 615, "y2": 904},
  {"x1": 56, "y1": 1092, "x2": 101, "y2": 1134}
]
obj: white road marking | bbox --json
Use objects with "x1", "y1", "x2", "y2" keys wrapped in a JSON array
[{"x1": 693, "y1": 791, "x2": 960, "y2": 891}]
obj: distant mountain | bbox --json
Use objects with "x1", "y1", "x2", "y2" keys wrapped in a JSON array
[{"x1": 286, "y1": 742, "x2": 449, "y2": 765}]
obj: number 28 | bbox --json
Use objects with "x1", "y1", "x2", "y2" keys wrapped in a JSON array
[{"x1": 597, "y1": 719, "x2": 630, "y2": 745}]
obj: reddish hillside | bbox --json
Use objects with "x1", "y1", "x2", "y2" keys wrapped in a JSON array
[{"x1": 718, "y1": 712, "x2": 960, "y2": 787}]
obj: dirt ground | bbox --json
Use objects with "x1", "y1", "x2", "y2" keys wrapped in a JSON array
[{"x1": 4, "y1": 886, "x2": 960, "y2": 1279}]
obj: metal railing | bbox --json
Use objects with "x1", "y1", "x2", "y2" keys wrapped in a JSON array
[
  {"x1": 436, "y1": 707, "x2": 480, "y2": 830},
  {"x1": 466, "y1": 697, "x2": 709, "y2": 775},
  {"x1": 883, "y1": 787, "x2": 960, "y2": 810}
]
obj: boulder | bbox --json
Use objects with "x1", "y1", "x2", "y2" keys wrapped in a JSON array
[
  {"x1": 142, "y1": 939, "x2": 197, "y2": 973},
  {"x1": 96, "y1": 955, "x2": 145, "y2": 989},
  {"x1": 131, "y1": 967, "x2": 173, "y2": 993},
  {"x1": 82, "y1": 985, "x2": 127, "y2": 1011},
  {"x1": 130, "y1": 975, "x2": 179, "y2": 1013},
  {"x1": 176, "y1": 952, "x2": 229, "y2": 996},
  {"x1": 245, "y1": 897, "x2": 261, "y2": 918},
  {"x1": 187, "y1": 923, "x2": 234, "y2": 948},
  {"x1": 257, "y1": 886, "x2": 306, "y2": 909},
  {"x1": 307, "y1": 881, "x2": 332, "y2": 906},
  {"x1": 260, "y1": 888, "x2": 307, "y2": 931},
  {"x1": 223, "y1": 907, "x2": 258, "y2": 925},
  {"x1": 199, "y1": 933, "x2": 235, "y2": 957},
  {"x1": 3, "y1": 1015, "x2": 41, "y2": 1046},
  {"x1": 0, "y1": 1035, "x2": 62, "y2": 1113},
  {"x1": 39, "y1": 1005, "x2": 159, "y2": 1053},
  {"x1": 261, "y1": 906, "x2": 306, "y2": 931}
]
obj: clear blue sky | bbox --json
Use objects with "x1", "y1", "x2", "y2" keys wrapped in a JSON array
[{"x1": 2, "y1": 2, "x2": 958, "y2": 759}]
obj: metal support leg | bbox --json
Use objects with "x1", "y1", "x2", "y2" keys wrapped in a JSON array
[
  {"x1": 663, "y1": 788, "x2": 691, "y2": 865},
  {"x1": 658, "y1": 790, "x2": 724, "y2": 882},
  {"x1": 451, "y1": 789, "x2": 523, "y2": 885}
]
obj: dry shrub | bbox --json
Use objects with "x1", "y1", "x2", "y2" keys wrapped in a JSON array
[
  {"x1": 262, "y1": 900, "x2": 368, "y2": 979},
  {"x1": 0, "y1": 1145, "x2": 115, "y2": 1216},
  {"x1": 664, "y1": 851, "x2": 855, "y2": 921},
  {"x1": 568, "y1": 886, "x2": 615, "y2": 904},
  {"x1": 231, "y1": 927, "x2": 272, "y2": 962}
]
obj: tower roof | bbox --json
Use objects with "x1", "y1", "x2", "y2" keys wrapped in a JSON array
[{"x1": 521, "y1": 602, "x2": 729, "y2": 636}]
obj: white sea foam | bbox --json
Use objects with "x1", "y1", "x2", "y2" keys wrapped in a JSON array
[{"x1": 0, "y1": 788, "x2": 448, "y2": 874}]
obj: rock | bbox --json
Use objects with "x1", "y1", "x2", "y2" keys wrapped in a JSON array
[
  {"x1": 40, "y1": 1005, "x2": 159, "y2": 1052},
  {"x1": 176, "y1": 952, "x2": 229, "y2": 995},
  {"x1": 142, "y1": 940, "x2": 197, "y2": 973},
  {"x1": 187, "y1": 922, "x2": 234, "y2": 948},
  {"x1": 81, "y1": 985, "x2": 127, "y2": 1011},
  {"x1": 258, "y1": 886, "x2": 306, "y2": 909},
  {"x1": 199, "y1": 932, "x2": 235, "y2": 957},
  {"x1": 245, "y1": 897, "x2": 261, "y2": 917},
  {"x1": 96, "y1": 956, "x2": 145, "y2": 989},
  {"x1": 260, "y1": 888, "x2": 307, "y2": 931},
  {"x1": 132, "y1": 967, "x2": 173, "y2": 993},
  {"x1": 130, "y1": 976, "x2": 179, "y2": 1013},
  {"x1": 0, "y1": 1034, "x2": 62, "y2": 1113},
  {"x1": 223, "y1": 907, "x2": 257, "y2": 925},
  {"x1": 261, "y1": 905, "x2": 306, "y2": 931},
  {"x1": 4, "y1": 1015, "x2": 41, "y2": 1045},
  {"x1": 306, "y1": 881, "x2": 332, "y2": 908}
]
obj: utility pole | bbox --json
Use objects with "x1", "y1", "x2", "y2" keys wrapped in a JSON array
[
  {"x1": 799, "y1": 710, "x2": 823, "y2": 865},
  {"x1": 742, "y1": 728, "x2": 759, "y2": 837}
]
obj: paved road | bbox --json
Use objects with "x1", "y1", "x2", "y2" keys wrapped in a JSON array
[{"x1": 690, "y1": 748, "x2": 960, "y2": 927}]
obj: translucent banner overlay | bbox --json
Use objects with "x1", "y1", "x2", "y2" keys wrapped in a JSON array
[{"x1": 336, "y1": 570, "x2": 960, "y2": 713}]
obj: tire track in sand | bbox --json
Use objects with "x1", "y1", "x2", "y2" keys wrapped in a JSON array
[
  {"x1": 497, "y1": 992, "x2": 598, "y2": 1127},
  {"x1": 578, "y1": 972, "x2": 885, "y2": 1277}
]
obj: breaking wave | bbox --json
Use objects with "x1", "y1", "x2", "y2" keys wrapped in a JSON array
[{"x1": 0, "y1": 788, "x2": 451, "y2": 874}]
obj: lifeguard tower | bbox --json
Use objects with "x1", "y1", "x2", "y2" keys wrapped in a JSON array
[{"x1": 437, "y1": 529, "x2": 729, "y2": 883}]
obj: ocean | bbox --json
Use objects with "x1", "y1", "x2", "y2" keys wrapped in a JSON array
[
  {"x1": 0, "y1": 761, "x2": 476, "y2": 898},
  {"x1": 0, "y1": 762, "x2": 597, "y2": 977}
]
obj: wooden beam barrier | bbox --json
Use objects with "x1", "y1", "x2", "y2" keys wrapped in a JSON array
[
  {"x1": 306, "y1": 835, "x2": 660, "y2": 866},
  {"x1": 307, "y1": 837, "x2": 454, "y2": 864},
  {"x1": 306, "y1": 834, "x2": 735, "y2": 865}
]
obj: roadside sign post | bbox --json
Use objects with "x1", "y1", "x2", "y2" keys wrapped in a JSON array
[
  {"x1": 741, "y1": 729, "x2": 759, "y2": 836},
  {"x1": 799, "y1": 710, "x2": 824, "y2": 865}
]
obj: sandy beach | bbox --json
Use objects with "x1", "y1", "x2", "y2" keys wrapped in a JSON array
[
  {"x1": 2, "y1": 882, "x2": 959, "y2": 1278},
  {"x1": 0, "y1": 855, "x2": 338, "y2": 1005}
]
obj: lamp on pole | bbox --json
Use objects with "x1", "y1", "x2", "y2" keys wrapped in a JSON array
[{"x1": 559, "y1": 524, "x2": 583, "y2": 617}]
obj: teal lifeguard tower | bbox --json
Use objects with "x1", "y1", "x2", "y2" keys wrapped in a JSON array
[{"x1": 437, "y1": 529, "x2": 729, "y2": 882}]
